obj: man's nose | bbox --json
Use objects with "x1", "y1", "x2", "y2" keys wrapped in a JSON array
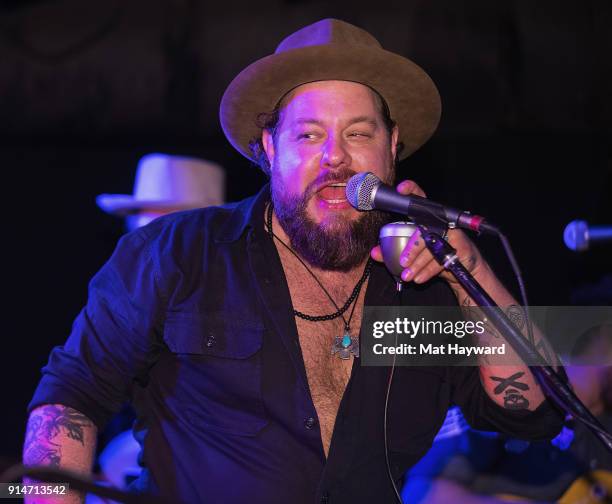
[{"x1": 321, "y1": 134, "x2": 351, "y2": 168}]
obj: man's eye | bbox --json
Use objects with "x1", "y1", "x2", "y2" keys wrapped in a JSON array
[
  {"x1": 348, "y1": 131, "x2": 371, "y2": 138},
  {"x1": 297, "y1": 132, "x2": 317, "y2": 140}
]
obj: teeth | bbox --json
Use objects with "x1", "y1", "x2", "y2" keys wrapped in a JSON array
[{"x1": 329, "y1": 183, "x2": 346, "y2": 187}]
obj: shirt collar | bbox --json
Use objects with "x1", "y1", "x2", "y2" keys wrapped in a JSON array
[{"x1": 213, "y1": 183, "x2": 270, "y2": 243}]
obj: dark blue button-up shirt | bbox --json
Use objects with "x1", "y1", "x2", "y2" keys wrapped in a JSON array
[{"x1": 29, "y1": 185, "x2": 563, "y2": 503}]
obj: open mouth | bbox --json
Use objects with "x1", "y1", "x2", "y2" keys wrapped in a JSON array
[{"x1": 317, "y1": 182, "x2": 348, "y2": 203}]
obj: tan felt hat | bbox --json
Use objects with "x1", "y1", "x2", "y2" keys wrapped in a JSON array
[{"x1": 220, "y1": 18, "x2": 441, "y2": 162}]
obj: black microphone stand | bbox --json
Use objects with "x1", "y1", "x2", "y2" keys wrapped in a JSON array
[{"x1": 418, "y1": 226, "x2": 612, "y2": 454}]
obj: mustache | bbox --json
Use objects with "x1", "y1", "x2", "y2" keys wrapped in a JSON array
[{"x1": 304, "y1": 167, "x2": 358, "y2": 200}]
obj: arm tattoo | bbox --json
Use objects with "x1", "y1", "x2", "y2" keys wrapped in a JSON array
[
  {"x1": 535, "y1": 338, "x2": 554, "y2": 368},
  {"x1": 461, "y1": 295, "x2": 501, "y2": 343},
  {"x1": 506, "y1": 305, "x2": 525, "y2": 331},
  {"x1": 490, "y1": 372, "x2": 530, "y2": 410},
  {"x1": 24, "y1": 405, "x2": 92, "y2": 467},
  {"x1": 463, "y1": 300, "x2": 535, "y2": 345},
  {"x1": 467, "y1": 255, "x2": 477, "y2": 271},
  {"x1": 505, "y1": 304, "x2": 537, "y2": 346},
  {"x1": 461, "y1": 295, "x2": 495, "y2": 363},
  {"x1": 505, "y1": 305, "x2": 553, "y2": 365}
]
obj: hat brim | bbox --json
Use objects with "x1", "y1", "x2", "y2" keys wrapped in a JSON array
[
  {"x1": 96, "y1": 194, "x2": 206, "y2": 216},
  {"x1": 220, "y1": 44, "x2": 441, "y2": 162}
]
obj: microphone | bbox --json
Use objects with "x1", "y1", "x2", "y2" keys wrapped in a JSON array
[
  {"x1": 563, "y1": 220, "x2": 612, "y2": 251},
  {"x1": 346, "y1": 172, "x2": 498, "y2": 235},
  {"x1": 379, "y1": 221, "x2": 419, "y2": 291}
]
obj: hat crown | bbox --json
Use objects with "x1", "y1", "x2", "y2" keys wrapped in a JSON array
[
  {"x1": 275, "y1": 18, "x2": 382, "y2": 54},
  {"x1": 133, "y1": 153, "x2": 224, "y2": 205},
  {"x1": 220, "y1": 18, "x2": 441, "y2": 163}
]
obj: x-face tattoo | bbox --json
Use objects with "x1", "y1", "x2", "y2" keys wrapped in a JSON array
[
  {"x1": 503, "y1": 389, "x2": 530, "y2": 409},
  {"x1": 491, "y1": 372, "x2": 529, "y2": 395},
  {"x1": 490, "y1": 372, "x2": 530, "y2": 410}
]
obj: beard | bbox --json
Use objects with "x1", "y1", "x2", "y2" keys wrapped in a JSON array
[{"x1": 271, "y1": 167, "x2": 394, "y2": 271}]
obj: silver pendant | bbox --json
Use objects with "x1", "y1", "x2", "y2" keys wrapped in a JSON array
[{"x1": 332, "y1": 331, "x2": 360, "y2": 359}]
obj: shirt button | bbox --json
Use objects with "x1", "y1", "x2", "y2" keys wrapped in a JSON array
[
  {"x1": 304, "y1": 417, "x2": 316, "y2": 429},
  {"x1": 205, "y1": 333, "x2": 216, "y2": 347}
]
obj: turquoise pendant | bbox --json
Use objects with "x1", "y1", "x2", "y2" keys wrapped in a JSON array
[
  {"x1": 341, "y1": 334, "x2": 351, "y2": 348},
  {"x1": 332, "y1": 331, "x2": 359, "y2": 360}
]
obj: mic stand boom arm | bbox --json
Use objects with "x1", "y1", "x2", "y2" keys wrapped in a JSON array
[{"x1": 418, "y1": 227, "x2": 612, "y2": 454}]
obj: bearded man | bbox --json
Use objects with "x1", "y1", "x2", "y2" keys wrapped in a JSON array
[{"x1": 24, "y1": 19, "x2": 563, "y2": 504}]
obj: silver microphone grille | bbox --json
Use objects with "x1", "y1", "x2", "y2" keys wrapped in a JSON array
[{"x1": 345, "y1": 172, "x2": 381, "y2": 211}]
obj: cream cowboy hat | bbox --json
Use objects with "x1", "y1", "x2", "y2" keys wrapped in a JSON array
[
  {"x1": 96, "y1": 153, "x2": 225, "y2": 215},
  {"x1": 220, "y1": 18, "x2": 441, "y2": 162}
]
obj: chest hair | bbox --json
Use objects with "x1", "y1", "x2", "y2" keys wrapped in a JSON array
[{"x1": 276, "y1": 245, "x2": 369, "y2": 457}]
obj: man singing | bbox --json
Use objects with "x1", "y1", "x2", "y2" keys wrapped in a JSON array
[{"x1": 24, "y1": 19, "x2": 563, "y2": 503}]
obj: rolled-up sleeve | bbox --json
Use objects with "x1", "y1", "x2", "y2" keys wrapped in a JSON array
[
  {"x1": 421, "y1": 279, "x2": 566, "y2": 441},
  {"x1": 28, "y1": 228, "x2": 166, "y2": 430},
  {"x1": 449, "y1": 366, "x2": 565, "y2": 441}
]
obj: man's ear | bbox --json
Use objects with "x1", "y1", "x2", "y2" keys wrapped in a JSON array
[
  {"x1": 262, "y1": 130, "x2": 275, "y2": 169},
  {"x1": 390, "y1": 125, "x2": 399, "y2": 161}
]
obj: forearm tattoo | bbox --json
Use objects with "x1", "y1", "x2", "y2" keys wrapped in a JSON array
[
  {"x1": 506, "y1": 304, "x2": 554, "y2": 365},
  {"x1": 506, "y1": 305, "x2": 525, "y2": 331},
  {"x1": 24, "y1": 405, "x2": 92, "y2": 467},
  {"x1": 505, "y1": 304, "x2": 538, "y2": 347},
  {"x1": 462, "y1": 298, "x2": 524, "y2": 339},
  {"x1": 467, "y1": 255, "x2": 477, "y2": 271},
  {"x1": 460, "y1": 296, "x2": 500, "y2": 365},
  {"x1": 490, "y1": 371, "x2": 530, "y2": 410}
]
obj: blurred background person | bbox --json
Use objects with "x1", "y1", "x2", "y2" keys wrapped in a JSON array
[{"x1": 96, "y1": 153, "x2": 225, "y2": 232}]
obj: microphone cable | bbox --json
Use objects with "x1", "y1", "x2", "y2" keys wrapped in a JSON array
[{"x1": 383, "y1": 293, "x2": 402, "y2": 504}]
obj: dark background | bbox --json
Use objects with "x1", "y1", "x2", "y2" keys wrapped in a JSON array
[{"x1": 2, "y1": 0, "x2": 611, "y2": 464}]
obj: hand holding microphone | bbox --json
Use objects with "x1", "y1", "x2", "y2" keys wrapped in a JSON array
[
  {"x1": 371, "y1": 180, "x2": 428, "y2": 285},
  {"x1": 354, "y1": 176, "x2": 490, "y2": 289},
  {"x1": 346, "y1": 172, "x2": 498, "y2": 235}
]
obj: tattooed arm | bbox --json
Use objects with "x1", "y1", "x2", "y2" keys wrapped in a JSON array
[
  {"x1": 23, "y1": 404, "x2": 97, "y2": 504},
  {"x1": 453, "y1": 261, "x2": 558, "y2": 412},
  {"x1": 372, "y1": 235, "x2": 557, "y2": 411},
  {"x1": 369, "y1": 181, "x2": 558, "y2": 412}
]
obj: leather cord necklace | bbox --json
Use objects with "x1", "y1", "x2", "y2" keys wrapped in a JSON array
[{"x1": 265, "y1": 201, "x2": 371, "y2": 359}]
